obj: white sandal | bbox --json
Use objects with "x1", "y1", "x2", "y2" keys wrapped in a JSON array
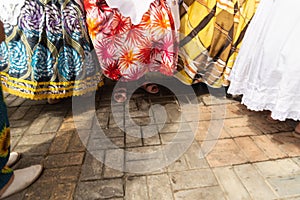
[
  {"x1": 6, "y1": 152, "x2": 20, "y2": 167},
  {"x1": 0, "y1": 164, "x2": 43, "y2": 199}
]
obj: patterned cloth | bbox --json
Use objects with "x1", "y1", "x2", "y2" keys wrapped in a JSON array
[
  {"x1": 84, "y1": 0, "x2": 178, "y2": 81},
  {"x1": 0, "y1": 0, "x2": 103, "y2": 100},
  {"x1": 175, "y1": 0, "x2": 259, "y2": 87},
  {"x1": 0, "y1": 83, "x2": 13, "y2": 190}
]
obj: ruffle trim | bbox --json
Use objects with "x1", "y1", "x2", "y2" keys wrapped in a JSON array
[
  {"x1": 0, "y1": 72, "x2": 104, "y2": 100},
  {"x1": 0, "y1": 0, "x2": 26, "y2": 25},
  {"x1": 228, "y1": 79, "x2": 300, "y2": 121}
]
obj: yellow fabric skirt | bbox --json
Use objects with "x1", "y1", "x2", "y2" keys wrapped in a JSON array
[{"x1": 175, "y1": 0, "x2": 260, "y2": 87}]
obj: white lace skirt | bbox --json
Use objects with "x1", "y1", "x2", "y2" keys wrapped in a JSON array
[
  {"x1": 228, "y1": 0, "x2": 300, "y2": 121},
  {"x1": 0, "y1": 0, "x2": 25, "y2": 25}
]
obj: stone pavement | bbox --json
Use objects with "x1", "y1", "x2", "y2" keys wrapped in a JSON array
[{"x1": 3, "y1": 79, "x2": 300, "y2": 200}]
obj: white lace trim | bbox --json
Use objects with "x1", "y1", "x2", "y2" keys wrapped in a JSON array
[
  {"x1": 0, "y1": 0, "x2": 25, "y2": 25},
  {"x1": 228, "y1": 79, "x2": 300, "y2": 121}
]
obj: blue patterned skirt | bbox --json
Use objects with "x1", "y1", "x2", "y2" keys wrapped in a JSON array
[{"x1": 0, "y1": 0, "x2": 102, "y2": 100}]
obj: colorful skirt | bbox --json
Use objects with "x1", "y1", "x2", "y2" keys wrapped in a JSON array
[
  {"x1": 0, "y1": 0, "x2": 103, "y2": 100},
  {"x1": 175, "y1": 0, "x2": 259, "y2": 87},
  {"x1": 83, "y1": 0, "x2": 178, "y2": 81},
  {"x1": 0, "y1": 83, "x2": 13, "y2": 190}
]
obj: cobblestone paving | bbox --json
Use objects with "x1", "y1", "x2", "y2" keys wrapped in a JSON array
[{"x1": 3, "y1": 80, "x2": 300, "y2": 200}]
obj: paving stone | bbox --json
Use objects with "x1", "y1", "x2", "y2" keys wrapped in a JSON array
[
  {"x1": 149, "y1": 96, "x2": 176, "y2": 104},
  {"x1": 165, "y1": 104, "x2": 183, "y2": 123},
  {"x1": 73, "y1": 110, "x2": 95, "y2": 122},
  {"x1": 125, "y1": 176, "x2": 148, "y2": 200},
  {"x1": 67, "y1": 133, "x2": 86, "y2": 152},
  {"x1": 184, "y1": 143, "x2": 210, "y2": 169},
  {"x1": 9, "y1": 106, "x2": 31, "y2": 120},
  {"x1": 159, "y1": 123, "x2": 191, "y2": 134},
  {"x1": 5, "y1": 94, "x2": 18, "y2": 106},
  {"x1": 251, "y1": 135, "x2": 287, "y2": 159},
  {"x1": 7, "y1": 107, "x2": 17, "y2": 118},
  {"x1": 49, "y1": 182, "x2": 76, "y2": 200},
  {"x1": 49, "y1": 131, "x2": 73, "y2": 154},
  {"x1": 292, "y1": 157, "x2": 300, "y2": 167},
  {"x1": 199, "y1": 105, "x2": 228, "y2": 120},
  {"x1": 213, "y1": 166, "x2": 251, "y2": 200},
  {"x1": 130, "y1": 117, "x2": 152, "y2": 126},
  {"x1": 74, "y1": 119, "x2": 94, "y2": 130},
  {"x1": 224, "y1": 104, "x2": 245, "y2": 118},
  {"x1": 44, "y1": 152, "x2": 85, "y2": 168},
  {"x1": 226, "y1": 125, "x2": 262, "y2": 137},
  {"x1": 10, "y1": 127, "x2": 28, "y2": 136},
  {"x1": 75, "y1": 179, "x2": 124, "y2": 199},
  {"x1": 234, "y1": 164, "x2": 277, "y2": 200},
  {"x1": 160, "y1": 131, "x2": 194, "y2": 145},
  {"x1": 22, "y1": 99, "x2": 47, "y2": 106},
  {"x1": 125, "y1": 157, "x2": 167, "y2": 174},
  {"x1": 80, "y1": 151, "x2": 104, "y2": 181},
  {"x1": 201, "y1": 95, "x2": 232, "y2": 106},
  {"x1": 250, "y1": 117, "x2": 282, "y2": 134},
  {"x1": 143, "y1": 134, "x2": 161, "y2": 146},
  {"x1": 194, "y1": 120, "x2": 226, "y2": 141},
  {"x1": 14, "y1": 143, "x2": 51, "y2": 156},
  {"x1": 170, "y1": 169, "x2": 218, "y2": 191},
  {"x1": 269, "y1": 133, "x2": 300, "y2": 157},
  {"x1": 141, "y1": 125, "x2": 158, "y2": 138},
  {"x1": 129, "y1": 110, "x2": 151, "y2": 118},
  {"x1": 234, "y1": 103, "x2": 257, "y2": 116},
  {"x1": 96, "y1": 111, "x2": 110, "y2": 127},
  {"x1": 254, "y1": 159, "x2": 300, "y2": 177},
  {"x1": 88, "y1": 136, "x2": 124, "y2": 150},
  {"x1": 103, "y1": 149, "x2": 124, "y2": 178},
  {"x1": 125, "y1": 126, "x2": 142, "y2": 138},
  {"x1": 11, "y1": 135, "x2": 21, "y2": 150},
  {"x1": 167, "y1": 156, "x2": 189, "y2": 172},
  {"x1": 63, "y1": 115, "x2": 74, "y2": 123},
  {"x1": 223, "y1": 117, "x2": 251, "y2": 128},
  {"x1": 42, "y1": 166, "x2": 81, "y2": 183},
  {"x1": 125, "y1": 146, "x2": 165, "y2": 161},
  {"x1": 41, "y1": 116, "x2": 64, "y2": 133},
  {"x1": 206, "y1": 139, "x2": 248, "y2": 167},
  {"x1": 147, "y1": 174, "x2": 174, "y2": 200},
  {"x1": 59, "y1": 122, "x2": 76, "y2": 132},
  {"x1": 23, "y1": 105, "x2": 44, "y2": 120},
  {"x1": 104, "y1": 127, "x2": 125, "y2": 138},
  {"x1": 13, "y1": 155, "x2": 44, "y2": 169},
  {"x1": 18, "y1": 133, "x2": 55, "y2": 146},
  {"x1": 24, "y1": 116, "x2": 50, "y2": 135},
  {"x1": 110, "y1": 113, "x2": 126, "y2": 128},
  {"x1": 174, "y1": 186, "x2": 225, "y2": 200},
  {"x1": 183, "y1": 112, "x2": 202, "y2": 122},
  {"x1": 23, "y1": 179, "x2": 53, "y2": 200},
  {"x1": 267, "y1": 175, "x2": 300, "y2": 197},
  {"x1": 234, "y1": 137, "x2": 268, "y2": 162},
  {"x1": 9, "y1": 119, "x2": 32, "y2": 128},
  {"x1": 126, "y1": 135, "x2": 143, "y2": 148}
]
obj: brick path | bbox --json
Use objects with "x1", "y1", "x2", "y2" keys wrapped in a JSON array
[{"x1": 3, "y1": 80, "x2": 300, "y2": 200}]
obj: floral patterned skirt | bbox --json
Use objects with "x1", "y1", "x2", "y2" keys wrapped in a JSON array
[
  {"x1": 0, "y1": 0, "x2": 103, "y2": 100},
  {"x1": 83, "y1": 0, "x2": 178, "y2": 81}
]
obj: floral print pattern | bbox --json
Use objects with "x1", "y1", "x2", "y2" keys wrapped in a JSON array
[{"x1": 84, "y1": 0, "x2": 178, "y2": 81}]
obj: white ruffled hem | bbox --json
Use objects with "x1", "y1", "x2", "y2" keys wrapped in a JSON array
[
  {"x1": 228, "y1": 79, "x2": 300, "y2": 121},
  {"x1": 0, "y1": 0, "x2": 25, "y2": 25}
]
